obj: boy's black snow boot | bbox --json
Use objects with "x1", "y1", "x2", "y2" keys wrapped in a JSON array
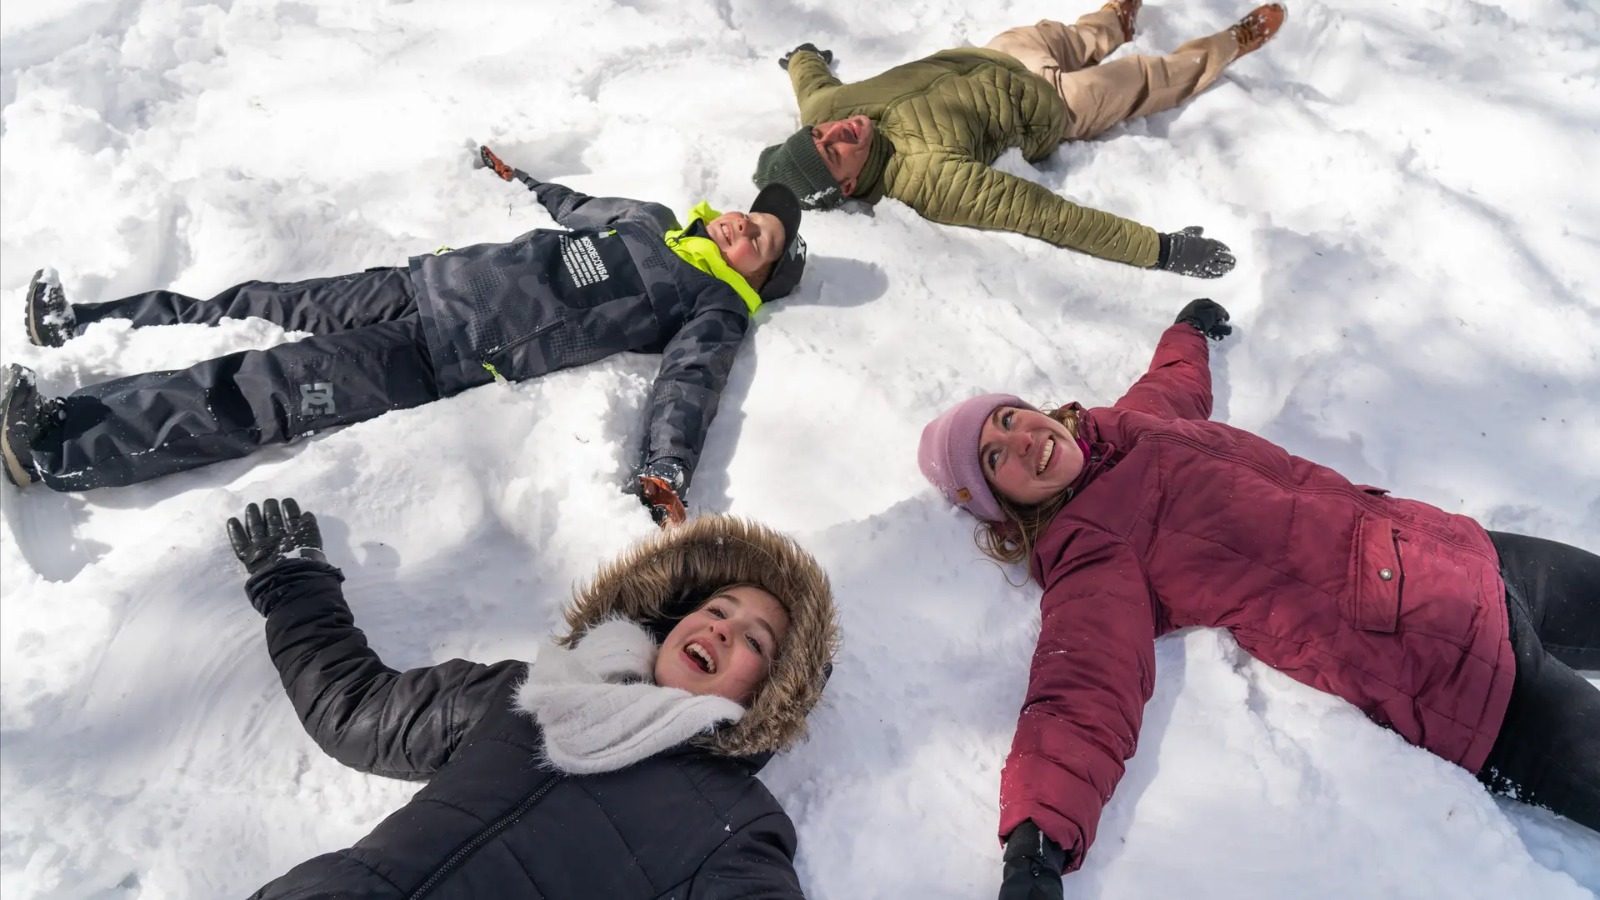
[
  {"x1": 25, "y1": 267, "x2": 75, "y2": 348},
  {"x1": 2, "y1": 364, "x2": 58, "y2": 486}
]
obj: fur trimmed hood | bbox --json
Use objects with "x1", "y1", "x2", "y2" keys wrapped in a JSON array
[{"x1": 557, "y1": 515, "x2": 840, "y2": 758}]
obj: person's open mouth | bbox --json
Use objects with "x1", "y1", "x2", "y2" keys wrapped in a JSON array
[
  {"x1": 684, "y1": 641, "x2": 716, "y2": 674},
  {"x1": 1036, "y1": 437, "x2": 1055, "y2": 476}
]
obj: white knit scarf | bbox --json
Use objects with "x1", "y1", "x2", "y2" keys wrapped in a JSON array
[{"x1": 514, "y1": 618, "x2": 746, "y2": 775}]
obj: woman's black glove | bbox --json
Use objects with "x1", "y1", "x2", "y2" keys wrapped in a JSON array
[
  {"x1": 1174, "y1": 298, "x2": 1233, "y2": 340},
  {"x1": 1157, "y1": 226, "x2": 1236, "y2": 278},
  {"x1": 227, "y1": 498, "x2": 327, "y2": 577},
  {"x1": 998, "y1": 820, "x2": 1068, "y2": 900},
  {"x1": 780, "y1": 43, "x2": 834, "y2": 70}
]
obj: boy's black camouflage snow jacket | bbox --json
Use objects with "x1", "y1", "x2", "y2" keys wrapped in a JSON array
[{"x1": 409, "y1": 183, "x2": 753, "y2": 487}]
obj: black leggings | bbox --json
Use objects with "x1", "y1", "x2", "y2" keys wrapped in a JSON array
[{"x1": 1476, "y1": 531, "x2": 1600, "y2": 832}]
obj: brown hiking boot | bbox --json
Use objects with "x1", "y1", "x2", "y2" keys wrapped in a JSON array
[
  {"x1": 1231, "y1": 3, "x2": 1287, "y2": 57},
  {"x1": 1102, "y1": 0, "x2": 1141, "y2": 42}
]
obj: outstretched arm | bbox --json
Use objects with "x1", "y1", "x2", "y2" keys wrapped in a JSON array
[
  {"x1": 230, "y1": 500, "x2": 517, "y2": 780},
  {"x1": 636, "y1": 292, "x2": 751, "y2": 500},
  {"x1": 785, "y1": 49, "x2": 844, "y2": 125},
  {"x1": 998, "y1": 529, "x2": 1157, "y2": 875},
  {"x1": 530, "y1": 181, "x2": 679, "y2": 234},
  {"x1": 480, "y1": 144, "x2": 678, "y2": 233},
  {"x1": 908, "y1": 156, "x2": 1162, "y2": 268},
  {"x1": 1112, "y1": 301, "x2": 1231, "y2": 420}
]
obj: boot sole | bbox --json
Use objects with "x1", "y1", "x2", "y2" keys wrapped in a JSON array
[
  {"x1": 25, "y1": 269, "x2": 48, "y2": 348},
  {"x1": 24, "y1": 268, "x2": 69, "y2": 349},
  {"x1": 1, "y1": 367, "x2": 40, "y2": 486}
]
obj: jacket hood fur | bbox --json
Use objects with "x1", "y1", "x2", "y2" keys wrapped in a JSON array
[{"x1": 557, "y1": 515, "x2": 840, "y2": 758}]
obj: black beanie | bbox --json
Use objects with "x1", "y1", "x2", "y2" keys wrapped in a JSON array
[{"x1": 753, "y1": 128, "x2": 844, "y2": 210}]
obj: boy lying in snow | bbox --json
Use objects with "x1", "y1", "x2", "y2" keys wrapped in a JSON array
[
  {"x1": 225, "y1": 500, "x2": 839, "y2": 898},
  {"x1": 3, "y1": 147, "x2": 806, "y2": 525}
]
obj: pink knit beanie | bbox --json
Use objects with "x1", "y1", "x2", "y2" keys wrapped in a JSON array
[{"x1": 918, "y1": 393, "x2": 1036, "y2": 523}]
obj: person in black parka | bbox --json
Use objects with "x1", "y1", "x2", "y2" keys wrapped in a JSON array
[
  {"x1": 225, "y1": 498, "x2": 840, "y2": 899},
  {"x1": 3, "y1": 146, "x2": 807, "y2": 525}
]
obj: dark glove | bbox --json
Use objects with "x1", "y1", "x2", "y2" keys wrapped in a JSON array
[
  {"x1": 1174, "y1": 298, "x2": 1233, "y2": 340},
  {"x1": 1157, "y1": 226, "x2": 1236, "y2": 278},
  {"x1": 227, "y1": 498, "x2": 327, "y2": 577},
  {"x1": 998, "y1": 821, "x2": 1068, "y2": 900},
  {"x1": 627, "y1": 459, "x2": 688, "y2": 527},
  {"x1": 779, "y1": 43, "x2": 834, "y2": 70}
]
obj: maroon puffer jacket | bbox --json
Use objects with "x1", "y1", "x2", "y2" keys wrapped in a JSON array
[{"x1": 1001, "y1": 324, "x2": 1514, "y2": 870}]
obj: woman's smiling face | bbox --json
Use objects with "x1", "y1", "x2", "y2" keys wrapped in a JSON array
[
  {"x1": 978, "y1": 406, "x2": 1084, "y2": 507},
  {"x1": 654, "y1": 585, "x2": 789, "y2": 705}
]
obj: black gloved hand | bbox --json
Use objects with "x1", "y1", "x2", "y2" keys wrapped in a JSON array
[
  {"x1": 1174, "y1": 298, "x2": 1233, "y2": 340},
  {"x1": 1157, "y1": 226, "x2": 1236, "y2": 279},
  {"x1": 998, "y1": 821, "x2": 1068, "y2": 900},
  {"x1": 227, "y1": 498, "x2": 327, "y2": 577},
  {"x1": 779, "y1": 43, "x2": 834, "y2": 70},
  {"x1": 627, "y1": 459, "x2": 689, "y2": 527}
]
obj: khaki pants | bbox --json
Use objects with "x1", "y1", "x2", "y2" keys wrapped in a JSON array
[{"x1": 984, "y1": 8, "x2": 1239, "y2": 141}]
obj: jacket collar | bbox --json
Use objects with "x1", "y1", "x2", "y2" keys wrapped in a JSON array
[
  {"x1": 1066, "y1": 404, "x2": 1123, "y2": 492},
  {"x1": 664, "y1": 203, "x2": 763, "y2": 314},
  {"x1": 851, "y1": 130, "x2": 895, "y2": 204}
]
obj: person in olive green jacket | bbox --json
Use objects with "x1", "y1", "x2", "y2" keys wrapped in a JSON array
[{"x1": 753, "y1": 1, "x2": 1287, "y2": 279}]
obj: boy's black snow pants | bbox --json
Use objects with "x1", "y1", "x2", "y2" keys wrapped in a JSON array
[
  {"x1": 34, "y1": 268, "x2": 440, "y2": 491},
  {"x1": 1477, "y1": 531, "x2": 1600, "y2": 833}
]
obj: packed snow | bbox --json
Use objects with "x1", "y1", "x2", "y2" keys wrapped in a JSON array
[{"x1": 3, "y1": 0, "x2": 1598, "y2": 897}]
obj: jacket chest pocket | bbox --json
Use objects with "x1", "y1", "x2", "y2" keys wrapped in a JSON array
[
  {"x1": 1344, "y1": 515, "x2": 1402, "y2": 633},
  {"x1": 552, "y1": 232, "x2": 646, "y2": 310}
]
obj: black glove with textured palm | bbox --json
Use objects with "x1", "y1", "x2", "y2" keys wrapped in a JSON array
[
  {"x1": 998, "y1": 820, "x2": 1068, "y2": 900},
  {"x1": 779, "y1": 43, "x2": 833, "y2": 70},
  {"x1": 1174, "y1": 298, "x2": 1233, "y2": 340},
  {"x1": 227, "y1": 498, "x2": 327, "y2": 580},
  {"x1": 1158, "y1": 226, "x2": 1236, "y2": 278}
]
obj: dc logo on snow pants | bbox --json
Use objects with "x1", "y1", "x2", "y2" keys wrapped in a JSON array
[{"x1": 300, "y1": 383, "x2": 336, "y2": 417}]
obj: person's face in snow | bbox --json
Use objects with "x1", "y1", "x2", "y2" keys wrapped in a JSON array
[
  {"x1": 655, "y1": 585, "x2": 790, "y2": 705},
  {"x1": 979, "y1": 406, "x2": 1084, "y2": 507},
  {"x1": 708, "y1": 210, "x2": 785, "y2": 291},
  {"x1": 811, "y1": 115, "x2": 875, "y2": 196}
]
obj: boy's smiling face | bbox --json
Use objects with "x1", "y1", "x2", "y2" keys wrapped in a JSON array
[{"x1": 707, "y1": 210, "x2": 785, "y2": 291}]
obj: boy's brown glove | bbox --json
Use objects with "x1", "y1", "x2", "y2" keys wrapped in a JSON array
[
  {"x1": 477, "y1": 144, "x2": 541, "y2": 192},
  {"x1": 630, "y1": 459, "x2": 688, "y2": 527}
]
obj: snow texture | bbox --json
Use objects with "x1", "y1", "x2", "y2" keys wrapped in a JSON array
[{"x1": 2, "y1": 0, "x2": 1598, "y2": 897}]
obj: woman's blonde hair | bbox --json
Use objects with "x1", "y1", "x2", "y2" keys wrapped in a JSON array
[{"x1": 975, "y1": 405, "x2": 1083, "y2": 567}]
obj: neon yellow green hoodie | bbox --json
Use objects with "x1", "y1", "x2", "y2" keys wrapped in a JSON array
[{"x1": 663, "y1": 202, "x2": 763, "y2": 315}]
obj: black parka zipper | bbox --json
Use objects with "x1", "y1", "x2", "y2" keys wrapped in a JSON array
[{"x1": 408, "y1": 772, "x2": 563, "y2": 899}]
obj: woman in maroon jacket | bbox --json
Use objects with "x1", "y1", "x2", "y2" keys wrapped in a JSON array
[{"x1": 917, "y1": 299, "x2": 1599, "y2": 899}]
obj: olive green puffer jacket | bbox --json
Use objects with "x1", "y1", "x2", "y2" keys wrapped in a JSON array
[{"x1": 785, "y1": 48, "x2": 1160, "y2": 268}]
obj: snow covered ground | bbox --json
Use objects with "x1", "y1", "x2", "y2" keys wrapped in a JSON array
[{"x1": 2, "y1": 0, "x2": 1598, "y2": 896}]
